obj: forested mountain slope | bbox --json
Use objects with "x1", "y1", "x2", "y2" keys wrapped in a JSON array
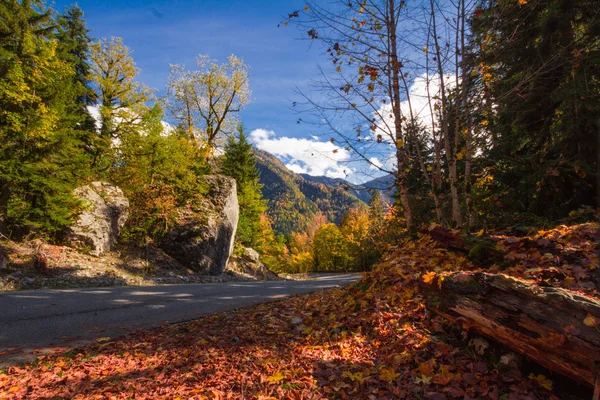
[{"x1": 254, "y1": 150, "x2": 365, "y2": 235}]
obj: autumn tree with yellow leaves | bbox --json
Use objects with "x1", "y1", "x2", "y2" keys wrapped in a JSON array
[{"x1": 166, "y1": 55, "x2": 251, "y2": 156}]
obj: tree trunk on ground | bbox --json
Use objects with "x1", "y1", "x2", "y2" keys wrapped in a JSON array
[{"x1": 422, "y1": 271, "x2": 600, "y2": 388}]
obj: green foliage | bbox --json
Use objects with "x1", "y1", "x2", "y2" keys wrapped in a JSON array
[
  {"x1": 471, "y1": 0, "x2": 600, "y2": 222},
  {"x1": 113, "y1": 105, "x2": 208, "y2": 243},
  {"x1": 221, "y1": 125, "x2": 268, "y2": 247},
  {"x1": 312, "y1": 223, "x2": 352, "y2": 272},
  {"x1": 55, "y1": 5, "x2": 97, "y2": 133},
  {"x1": 0, "y1": 0, "x2": 89, "y2": 238},
  {"x1": 220, "y1": 126, "x2": 289, "y2": 270}
]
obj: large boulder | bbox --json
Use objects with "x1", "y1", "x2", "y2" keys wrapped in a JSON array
[
  {"x1": 67, "y1": 182, "x2": 129, "y2": 256},
  {"x1": 160, "y1": 175, "x2": 239, "y2": 275}
]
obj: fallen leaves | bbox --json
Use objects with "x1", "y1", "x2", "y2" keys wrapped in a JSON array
[
  {"x1": 378, "y1": 367, "x2": 400, "y2": 382},
  {"x1": 265, "y1": 370, "x2": 286, "y2": 383},
  {"x1": 422, "y1": 271, "x2": 437, "y2": 284},
  {"x1": 1, "y1": 223, "x2": 594, "y2": 399}
]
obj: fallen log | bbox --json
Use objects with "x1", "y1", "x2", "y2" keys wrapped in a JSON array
[{"x1": 421, "y1": 271, "x2": 600, "y2": 388}]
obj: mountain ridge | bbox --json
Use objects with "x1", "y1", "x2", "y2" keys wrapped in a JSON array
[{"x1": 254, "y1": 150, "x2": 366, "y2": 236}]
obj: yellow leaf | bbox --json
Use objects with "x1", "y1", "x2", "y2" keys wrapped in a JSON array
[
  {"x1": 583, "y1": 313, "x2": 598, "y2": 327},
  {"x1": 379, "y1": 367, "x2": 400, "y2": 382},
  {"x1": 422, "y1": 272, "x2": 437, "y2": 284},
  {"x1": 336, "y1": 65, "x2": 341, "y2": 73},
  {"x1": 423, "y1": 46, "x2": 429, "y2": 54},
  {"x1": 96, "y1": 337, "x2": 110, "y2": 343},
  {"x1": 529, "y1": 373, "x2": 552, "y2": 391},
  {"x1": 518, "y1": 0, "x2": 528, "y2": 4},
  {"x1": 266, "y1": 370, "x2": 285, "y2": 383},
  {"x1": 342, "y1": 371, "x2": 365, "y2": 383}
]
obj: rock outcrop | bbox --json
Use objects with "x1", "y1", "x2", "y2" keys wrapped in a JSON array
[
  {"x1": 67, "y1": 182, "x2": 129, "y2": 256},
  {"x1": 160, "y1": 175, "x2": 239, "y2": 276},
  {"x1": 226, "y1": 247, "x2": 279, "y2": 280}
]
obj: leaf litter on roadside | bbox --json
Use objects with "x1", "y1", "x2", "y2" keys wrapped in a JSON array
[{"x1": 1, "y1": 223, "x2": 596, "y2": 399}]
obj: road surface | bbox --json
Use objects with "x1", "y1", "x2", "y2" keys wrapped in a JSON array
[{"x1": 0, "y1": 273, "x2": 361, "y2": 367}]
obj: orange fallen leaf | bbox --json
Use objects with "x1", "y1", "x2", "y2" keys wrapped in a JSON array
[{"x1": 422, "y1": 272, "x2": 437, "y2": 284}]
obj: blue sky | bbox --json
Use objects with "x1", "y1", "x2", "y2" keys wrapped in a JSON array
[
  {"x1": 52, "y1": 0, "x2": 396, "y2": 183},
  {"x1": 54, "y1": 0, "x2": 313, "y2": 135}
]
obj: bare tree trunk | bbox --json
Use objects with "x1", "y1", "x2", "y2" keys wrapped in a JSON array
[
  {"x1": 389, "y1": 0, "x2": 413, "y2": 230},
  {"x1": 458, "y1": 0, "x2": 475, "y2": 230},
  {"x1": 424, "y1": 14, "x2": 445, "y2": 226},
  {"x1": 431, "y1": 0, "x2": 463, "y2": 228}
]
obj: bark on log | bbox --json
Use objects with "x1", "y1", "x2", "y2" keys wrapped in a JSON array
[{"x1": 422, "y1": 271, "x2": 600, "y2": 388}]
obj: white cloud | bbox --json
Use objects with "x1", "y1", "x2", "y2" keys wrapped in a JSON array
[
  {"x1": 372, "y1": 72, "x2": 456, "y2": 142},
  {"x1": 87, "y1": 105, "x2": 102, "y2": 132},
  {"x1": 250, "y1": 129, "x2": 353, "y2": 179},
  {"x1": 87, "y1": 105, "x2": 175, "y2": 137},
  {"x1": 286, "y1": 163, "x2": 308, "y2": 174}
]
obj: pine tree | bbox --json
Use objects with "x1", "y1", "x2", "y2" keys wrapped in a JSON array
[
  {"x1": 471, "y1": 0, "x2": 600, "y2": 220},
  {"x1": 0, "y1": 0, "x2": 87, "y2": 237},
  {"x1": 221, "y1": 125, "x2": 268, "y2": 247},
  {"x1": 55, "y1": 5, "x2": 96, "y2": 133}
]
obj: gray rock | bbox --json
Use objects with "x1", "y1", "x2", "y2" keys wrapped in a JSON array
[
  {"x1": 293, "y1": 324, "x2": 307, "y2": 335},
  {"x1": 291, "y1": 317, "x2": 303, "y2": 326},
  {"x1": 160, "y1": 175, "x2": 239, "y2": 276},
  {"x1": 226, "y1": 250, "x2": 280, "y2": 281},
  {"x1": 243, "y1": 247, "x2": 260, "y2": 263},
  {"x1": 0, "y1": 247, "x2": 8, "y2": 270},
  {"x1": 67, "y1": 182, "x2": 129, "y2": 256}
]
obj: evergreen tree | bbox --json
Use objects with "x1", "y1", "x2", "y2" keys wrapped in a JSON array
[
  {"x1": 221, "y1": 125, "x2": 268, "y2": 247},
  {"x1": 55, "y1": 5, "x2": 96, "y2": 133},
  {"x1": 471, "y1": 0, "x2": 600, "y2": 221},
  {"x1": 0, "y1": 0, "x2": 87, "y2": 237}
]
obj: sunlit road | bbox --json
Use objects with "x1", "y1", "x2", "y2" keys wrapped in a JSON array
[{"x1": 0, "y1": 273, "x2": 361, "y2": 367}]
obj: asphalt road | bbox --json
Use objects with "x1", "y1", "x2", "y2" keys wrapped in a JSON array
[{"x1": 0, "y1": 273, "x2": 361, "y2": 367}]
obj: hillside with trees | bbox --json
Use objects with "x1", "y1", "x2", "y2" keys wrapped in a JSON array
[{"x1": 254, "y1": 149, "x2": 366, "y2": 236}]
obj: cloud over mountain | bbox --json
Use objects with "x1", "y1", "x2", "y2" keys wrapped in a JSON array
[{"x1": 249, "y1": 128, "x2": 352, "y2": 179}]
